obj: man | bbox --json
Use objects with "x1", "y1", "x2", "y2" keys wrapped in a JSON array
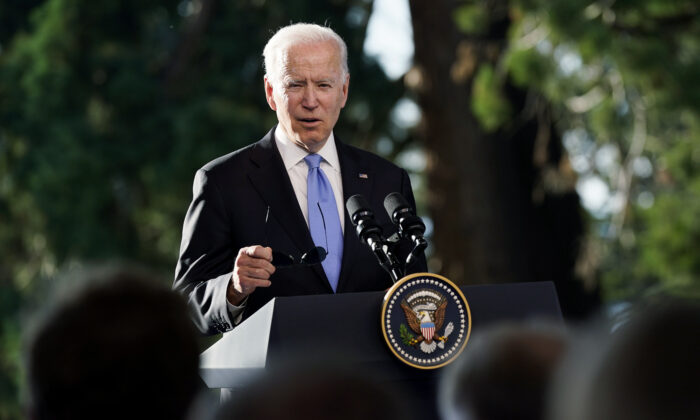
[
  {"x1": 25, "y1": 267, "x2": 201, "y2": 420},
  {"x1": 549, "y1": 296, "x2": 700, "y2": 420},
  {"x1": 174, "y1": 23, "x2": 426, "y2": 335},
  {"x1": 439, "y1": 323, "x2": 567, "y2": 420},
  {"x1": 215, "y1": 360, "x2": 408, "y2": 420}
]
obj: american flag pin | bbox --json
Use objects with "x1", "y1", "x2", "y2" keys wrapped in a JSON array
[{"x1": 359, "y1": 173, "x2": 368, "y2": 179}]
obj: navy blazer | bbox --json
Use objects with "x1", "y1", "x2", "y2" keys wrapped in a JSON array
[{"x1": 174, "y1": 127, "x2": 427, "y2": 334}]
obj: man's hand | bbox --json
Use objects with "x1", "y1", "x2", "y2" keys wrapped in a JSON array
[{"x1": 227, "y1": 245, "x2": 275, "y2": 305}]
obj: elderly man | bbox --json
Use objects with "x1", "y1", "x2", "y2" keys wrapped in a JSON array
[{"x1": 174, "y1": 23, "x2": 426, "y2": 335}]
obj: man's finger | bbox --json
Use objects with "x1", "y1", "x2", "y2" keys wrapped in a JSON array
[
  {"x1": 237, "y1": 255, "x2": 276, "y2": 275},
  {"x1": 236, "y1": 277, "x2": 271, "y2": 292},
  {"x1": 244, "y1": 278, "x2": 271, "y2": 288},
  {"x1": 241, "y1": 245, "x2": 273, "y2": 261},
  {"x1": 240, "y1": 267, "x2": 273, "y2": 280}
]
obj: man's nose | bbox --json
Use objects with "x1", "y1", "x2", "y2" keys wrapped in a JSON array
[{"x1": 301, "y1": 86, "x2": 319, "y2": 109}]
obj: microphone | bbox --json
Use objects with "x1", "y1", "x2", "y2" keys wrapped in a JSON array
[
  {"x1": 346, "y1": 194, "x2": 384, "y2": 253},
  {"x1": 346, "y1": 194, "x2": 403, "y2": 282},
  {"x1": 383, "y1": 192, "x2": 428, "y2": 265}
]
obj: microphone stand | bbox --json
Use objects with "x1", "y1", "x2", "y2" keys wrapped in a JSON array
[
  {"x1": 356, "y1": 221, "x2": 404, "y2": 283},
  {"x1": 406, "y1": 237, "x2": 428, "y2": 268},
  {"x1": 377, "y1": 244, "x2": 404, "y2": 283}
]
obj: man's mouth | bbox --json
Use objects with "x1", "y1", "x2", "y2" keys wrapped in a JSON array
[{"x1": 298, "y1": 118, "x2": 322, "y2": 127}]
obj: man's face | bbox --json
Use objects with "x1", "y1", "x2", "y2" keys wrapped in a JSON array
[{"x1": 265, "y1": 41, "x2": 349, "y2": 153}]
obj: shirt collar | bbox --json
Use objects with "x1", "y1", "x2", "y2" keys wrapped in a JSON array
[{"x1": 274, "y1": 126, "x2": 341, "y2": 173}]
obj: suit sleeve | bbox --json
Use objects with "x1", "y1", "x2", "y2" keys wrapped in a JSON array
[
  {"x1": 173, "y1": 169, "x2": 237, "y2": 335},
  {"x1": 400, "y1": 168, "x2": 429, "y2": 274}
]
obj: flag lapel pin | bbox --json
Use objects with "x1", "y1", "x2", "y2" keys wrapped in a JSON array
[{"x1": 359, "y1": 173, "x2": 368, "y2": 179}]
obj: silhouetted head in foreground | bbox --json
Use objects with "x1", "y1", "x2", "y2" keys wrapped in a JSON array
[
  {"x1": 550, "y1": 296, "x2": 700, "y2": 420},
  {"x1": 216, "y1": 361, "x2": 408, "y2": 420},
  {"x1": 440, "y1": 323, "x2": 567, "y2": 420},
  {"x1": 25, "y1": 267, "x2": 201, "y2": 420}
]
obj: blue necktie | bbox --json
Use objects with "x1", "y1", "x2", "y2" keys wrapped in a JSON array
[{"x1": 304, "y1": 154, "x2": 343, "y2": 292}]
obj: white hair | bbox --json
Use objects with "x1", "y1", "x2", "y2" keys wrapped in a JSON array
[{"x1": 263, "y1": 23, "x2": 349, "y2": 87}]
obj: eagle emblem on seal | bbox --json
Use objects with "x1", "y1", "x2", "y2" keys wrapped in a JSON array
[{"x1": 399, "y1": 288, "x2": 455, "y2": 354}]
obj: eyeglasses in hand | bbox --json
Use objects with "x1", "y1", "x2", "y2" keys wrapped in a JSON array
[{"x1": 265, "y1": 206, "x2": 327, "y2": 269}]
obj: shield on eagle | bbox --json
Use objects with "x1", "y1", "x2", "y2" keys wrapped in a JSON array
[{"x1": 421, "y1": 322, "x2": 435, "y2": 343}]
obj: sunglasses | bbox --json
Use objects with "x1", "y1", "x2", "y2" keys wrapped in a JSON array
[{"x1": 265, "y1": 205, "x2": 327, "y2": 269}]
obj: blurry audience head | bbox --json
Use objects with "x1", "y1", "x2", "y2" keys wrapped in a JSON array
[
  {"x1": 216, "y1": 360, "x2": 408, "y2": 420},
  {"x1": 25, "y1": 266, "x2": 201, "y2": 420},
  {"x1": 440, "y1": 322, "x2": 567, "y2": 420},
  {"x1": 550, "y1": 295, "x2": 700, "y2": 420}
]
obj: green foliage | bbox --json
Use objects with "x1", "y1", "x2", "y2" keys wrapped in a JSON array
[
  {"x1": 471, "y1": 64, "x2": 512, "y2": 132},
  {"x1": 634, "y1": 125, "x2": 700, "y2": 287},
  {"x1": 399, "y1": 323, "x2": 415, "y2": 345},
  {"x1": 506, "y1": 47, "x2": 551, "y2": 89},
  {"x1": 453, "y1": 3, "x2": 489, "y2": 35},
  {"x1": 588, "y1": 98, "x2": 629, "y2": 143},
  {"x1": 639, "y1": 187, "x2": 700, "y2": 285},
  {"x1": 507, "y1": 0, "x2": 700, "y2": 300},
  {"x1": 0, "y1": 291, "x2": 23, "y2": 420}
]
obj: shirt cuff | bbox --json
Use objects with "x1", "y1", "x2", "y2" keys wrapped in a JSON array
[{"x1": 225, "y1": 296, "x2": 248, "y2": 326}]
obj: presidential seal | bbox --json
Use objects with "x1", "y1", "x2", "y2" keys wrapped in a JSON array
[{"x1": 381, "y1": 273, "x2": 471, "y2": 369}]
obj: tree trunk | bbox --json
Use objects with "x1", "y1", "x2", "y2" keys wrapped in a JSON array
[{"x1": 409, "y1": 0, "x2": 598, "y2": 316}]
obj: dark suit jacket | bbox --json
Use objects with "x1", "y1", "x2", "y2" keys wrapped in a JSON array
[{"x1": 174, "y1": 127, "x2": 427, "y2": 334}]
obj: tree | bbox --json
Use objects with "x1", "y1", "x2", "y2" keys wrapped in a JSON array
[
  {"x1": 407, "y1": 0, "x2": 699, "y2": 311},
  {"x1": 409, "y1": 0, "x2": 594, "y2": 316},
  {"x1": 514, "y1": 0, "x2": 700, "y2": 300}
]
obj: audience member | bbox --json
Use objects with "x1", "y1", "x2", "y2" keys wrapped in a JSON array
[
  {"x1": 549, "y1": 296, "x2": 700, "y2": 420},
  {"x1": 440, "y1": 323, "x2": 567, "y2": 420},
  {"x1": 216, "y1": 361, "x2": 409, "y2": 420},
  {"x1": 24, "y1": 266, "x2": 201, "y2": 420}
]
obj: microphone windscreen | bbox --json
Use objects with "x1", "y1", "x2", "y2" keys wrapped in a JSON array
[
  {"x1": 383, "y1": 192, "x2": 410, "y2": 222},
  {"x1": 346, "y1": 194, "x2": 372, "y2": 220}
]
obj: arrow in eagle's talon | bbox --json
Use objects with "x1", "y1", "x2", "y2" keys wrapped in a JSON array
[{"x1": 409, "y1": 336, "x2": 424, "y2": 346}]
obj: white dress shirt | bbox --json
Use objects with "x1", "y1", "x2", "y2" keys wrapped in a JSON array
[
  {"x1": 273, "y1": 125, "x2": 345, "y2": 232},
  {"x1": 225, "y1": 127, "x2": 345, "y2": 325}
]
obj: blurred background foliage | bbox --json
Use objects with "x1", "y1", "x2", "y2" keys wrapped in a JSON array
[
  {"x1": 408, "y1": 0, "x2": 698, "y2": 307},
  {"x1": 0, "y1": 0, "x2": 698, "y2": 417},
  {"x1": 505, "y1": 0, "x2": 700, "y2": 300}
]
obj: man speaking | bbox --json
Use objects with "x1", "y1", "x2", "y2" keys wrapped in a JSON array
[{"x1": 174, "y1": 23, "x2": 426, "y2": 335}]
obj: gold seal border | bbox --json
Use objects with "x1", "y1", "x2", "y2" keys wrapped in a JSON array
[{"x1": 380, "y1": 272, "x2": 472, "y2": 370}]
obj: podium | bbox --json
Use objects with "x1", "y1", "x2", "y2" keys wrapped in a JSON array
[{"x1": 200, "y1": 281, "x2": 563, "y2": 410}]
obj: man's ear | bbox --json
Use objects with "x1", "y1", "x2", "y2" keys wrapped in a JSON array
[
  {"x1": 340, "y1": 73, "x2": 350, "y2": 108},
  {"x1": 264, "y1": 76, "x2": 277, "y2": 111}
]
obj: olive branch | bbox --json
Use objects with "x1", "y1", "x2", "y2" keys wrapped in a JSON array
[{"x1": 399, "y1": 324, "x2": 415, "y2": 345}]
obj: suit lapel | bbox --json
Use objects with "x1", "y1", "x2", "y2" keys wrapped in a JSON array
[
  {"x1": 247, "y1": 128, "x2": 331, "y2": 290},
  {"x1": 336, "y1": 139, "x2": 375, "y2": 292}
]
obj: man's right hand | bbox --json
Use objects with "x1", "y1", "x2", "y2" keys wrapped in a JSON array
[{"x1": 227, "y1": 245, "x2": 275, "y2": 305}]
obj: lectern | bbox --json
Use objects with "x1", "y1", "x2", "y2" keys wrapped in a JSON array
[{"x1": 200, "y1": 281, "x2": 562, "y2": 412}]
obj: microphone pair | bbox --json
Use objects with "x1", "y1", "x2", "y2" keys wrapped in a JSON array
[{"x1": 345, "y1": 193, "x2": 427, "y2": 281}]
